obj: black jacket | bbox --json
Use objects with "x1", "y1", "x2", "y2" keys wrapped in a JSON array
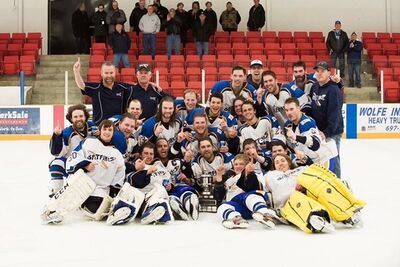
[
  {"x1": 203, "y1": 9, "x2": 218, "y2": 34},
  {"x1": 109, "y1": 31, "x2": 131, "y2": 54},
  {"x1": 347, "y1": 40, "x2": 363, "y2": 64},
  {"x1": 165, "y1": 16, "x2": 182, "y2": 35},
  {"x1": 247, "y1": 4, "x2": 265, "y2": 30},
  {"x1": 326, "y1": 30, "x2": 349, "y2": 53},
  {"x1": 71, "y1": 9, "x2": 90, "y2": 38},
  {"x1": 129, "y1": 6, "x2": 147, "y2": 33},
  {"x1": 192, "y1": 20, "x2": 212, "y2": 42},
  {"x1": 92, "y1": 11, "x2": 108, "y2": 36}
]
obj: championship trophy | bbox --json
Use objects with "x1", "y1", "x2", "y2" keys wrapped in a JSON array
[{"x1": 198, "y1": 174, "x2": 217, "y2": 212}]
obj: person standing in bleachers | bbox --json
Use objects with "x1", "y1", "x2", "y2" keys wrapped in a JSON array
[
  {"x1": 129, "y1": 0, "x2": 147, "y2": 36},
  {"x1": 247, "y1": 0, "x2": 265, "y2": 31},
  {"x1": 347, "y1": 32, "x2": 363, "y2": 88},
  {"x1": 192, "y1": 11, "x2": 212, "y2": 57},
  {"x1": 71, "y1": 3, "x2": 90, "y2": 54},
  {"x1": 326, "y1": 20, "x2": 349, "y2": 78},
  {"x1": 106, "y1": 1, "x2": 127, "y2": 35},
  {"x1": 92, "y1": 4, "x2": 108, "y2": 43},
  {"x1": 109, "y1": 23, "x2": 131, "y2": 68},
  {"x1": 175, "y1": 2, "x2": 190, "y2": 47},
  {"x1": 153, "y1": 0, "x2": 169, "y2": 31},
  {"x1": 219, "y1": 2, "x2": 241, "y2": 33},
  {"x1": 165, "y1": 8, "x2": 182, "y2": 57},
  {"x1": 139, "y1": 4, "x2": 161, "y2": 58},
  {"x1": 203, "y1": 2, "x2": 218, "y2": 36}
]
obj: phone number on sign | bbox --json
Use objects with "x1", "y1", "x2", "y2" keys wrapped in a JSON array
[{"x1": 385, "y1": 125, "x2": 400, "y2": 132}]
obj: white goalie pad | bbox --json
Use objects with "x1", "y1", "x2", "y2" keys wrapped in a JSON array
[{"x1": 41, "y1": 169, "x2": 96, "y2": 223}]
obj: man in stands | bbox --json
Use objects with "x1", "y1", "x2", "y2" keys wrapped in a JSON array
[
  {"x1": 129, "y1": 0, "x2": 147, "y2": 36},
  {"x1": 210, "y1": 65, "x2": 256, "y2": 112},
  {"x1": 73, "y1": 59, "x2": 133, "y2": 125},
  {"x1": 326, "y1": 20, "x2": 349, "y2": 78},
  {"x1": 139, "y1": 4, "x2": 161, "y2": 58}
]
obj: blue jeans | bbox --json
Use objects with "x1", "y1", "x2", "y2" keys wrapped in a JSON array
[
  {"x1": 166, "y1": 34, "x2": 181, "y2": 56},
  {"x1": 196, "y1": 42, "x2": 209, "y2": 56},
  {"x1": 331, "y1": 51, "x2": 345, "y2": 78},
  {"x1": 143, "y1": 33, "x2": 156, "y2": 57},
  {"x1": 113, "y1": 53, "x2": 130, "y2": 68},
  {"x1": 328, "y1": 133, "x2": 341, "y2": 179},
  {"x1": 348, "y1": 63, "x2": 361, "y2": 86}
]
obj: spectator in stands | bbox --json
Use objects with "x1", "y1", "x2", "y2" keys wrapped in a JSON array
[
  {"x1": 188, "y1": 1, "x2": 202, "y2": 30},
  {"x1": 130, "y1": 64, "x2": 170, "y2": 120},
  {"x1": 326, "y1": 20, "x2": 349, "y2": 78},
  {"x1": 347, "y1": 32, "x2": 363, "y2": 88},
  {"x1": 109, "y1": 23, "x2": 131, "y2": 68},
  {"x1": 139, "y1": 4, "x2": 161, "y2": 58},
  {"x1": 307, "y1": 61, "x2": 343, "y2": 178},
  {"x1": 175, "y1": 2, "x2": 189, "y2": 47},
  {"x1": 219, "y1": 2, "x2": 241, "y2": 33},
  {"x1": 71, "y1": 3, "x2": 90, "y2": 54},
  {"x1": 92, "y1": 4, "x2": 108, "y2": 43},
  {"x1": 247, "y1": 59, "x2": 264, "y2": 89},
  {"x1": 106, "y1": 1, "x2": 127, "y2": 34},
  {"x1": 153, "y1": 0, "x2": 169, "y2": 31},
  {"x1": 247, "y1": 0, "x2": 265, "y2": 31},
  {"x1": 192, "y1": 11, "x2": 212, "y2": 57},
  {"x1": 73, "y1": 60, "x2": 133, "y2": 125},
  {"x1": 204, "y1": 2, "x2": 217, "y2": 36},
  {"x1": 129, "y1": 0, "x2": 147, "y2": 36},
  {"x1": 165, "y1": 8, "x2": 182, "y2": 57}
]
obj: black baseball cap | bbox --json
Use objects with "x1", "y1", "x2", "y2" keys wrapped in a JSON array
[
  {"x1": 313, "y1": 61, "x2": 330, "y2": 71},
  {"x1": 137, "y1": 63, "x2": 151, "y2": 72},
  {"x1": 335, "y1": 20, "x2": 341, "y2": 25}
]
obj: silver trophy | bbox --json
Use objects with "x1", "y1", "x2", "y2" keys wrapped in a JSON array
[{"x1": 199, "y1": 174, "x2": 217, "y2": 212}]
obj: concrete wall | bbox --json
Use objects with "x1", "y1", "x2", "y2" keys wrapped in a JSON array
[{"x1": 0, "y1": 0, "x2": 399, "y2": 54}]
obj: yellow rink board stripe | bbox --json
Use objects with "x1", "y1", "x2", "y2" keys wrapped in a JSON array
[{"x1": 0, "y1": 135, "x2": 52, "y2": 140}]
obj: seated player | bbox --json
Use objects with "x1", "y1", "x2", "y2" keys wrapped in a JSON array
[
  {"x1": 216, "y1": 154, "x2": 279, "y2": 229},
  {"x1": 230, "y1": 96, "x2": 247, "y2": 126},
  {"x1": 48, "y1": 104, "x2": 96, "y2": 196},
  {"x1": 242, "y1": 138, "x2": 271, "y2": 174},
  {"x1": 270, "y1": 139, "x2": 313, "y2": 167},
  {"x1": 155, "y1": 138, "x2": 200, "y2": 220},
  {"x1": 41, "y1": 120, "x2": 126, "y2": 224},
  {"x1": 265, "y1": 154, "x2": 365, "y2": 233},
  {"x1": 107, "y1": 142, "x2": 174, "y2": 225}
]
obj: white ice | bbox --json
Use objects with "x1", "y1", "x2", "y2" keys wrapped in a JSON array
[{"x1": 0, "y1": 139, "x2": 400, "y2": 267}]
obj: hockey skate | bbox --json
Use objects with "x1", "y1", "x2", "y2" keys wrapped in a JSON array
[
  {"x1": 222, "y1": 215, "x2": 249, "y2": 229},
  {"x1": 342, "y1": 210, "x2": 363, "y2": 228},
  {"x1": 309, "y1": 215, "x2": 335, "y2": 233},
  {"x1": 41, "y1": 209, "x2": 63, "y2": 224},
  {"x1": 169, "y1": 197, "x2": 190, "y2": 221},
  {"x1": 183, "y1": 193, "x2": 199, "y2": 220},
  {"x1": 252, "y1": 211, "x2": 277, "y2": 229}
]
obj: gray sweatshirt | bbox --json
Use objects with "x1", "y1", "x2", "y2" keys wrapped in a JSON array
[{"x1": 139, "y1": 13, "x2": 160, "y2": 34}]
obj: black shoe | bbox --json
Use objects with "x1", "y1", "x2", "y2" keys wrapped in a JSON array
[
  {"x1": 348, "y1": 83, "x2": 354, "y2": 87},
  {"x1": 356, "y1": 84, "x2": 362, "y2": 88}
]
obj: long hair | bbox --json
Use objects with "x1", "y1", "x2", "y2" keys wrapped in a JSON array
[
  {"x1": 66, "y1": 104, "x2": 89, "y2": 123},
  {"x1": 156, "y1": 96, "x2": 177, "y2": 126}
]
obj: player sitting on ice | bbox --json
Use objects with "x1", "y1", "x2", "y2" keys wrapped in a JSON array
[
  {"x1": 41, "y1": 119, "x2": 126, "y2": 224},
  {"x1": 107, "y1": 142, "x2": 174, "y2": 225},
  {"x1": 265, "y1": 154, "x2": 365, "y2": 233},
  {"x1": 216, "y1": 154, "x2": 281, "y2": 229},
  {"x1": 48, "y1": 104, "x2": 96, "y2": 197},
  {"x1": 155, "y1": 138, "x2": 200, "y2": 220}
]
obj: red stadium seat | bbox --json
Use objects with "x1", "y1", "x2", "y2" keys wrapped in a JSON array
[
  {"x1": 265, "y1": 43, "x2": 281, "y2": 56},
  {"x1": 0, "y1": 33, "x2": 10, "y2": 44},
  {"x1": 154, "y1": 67, "x2": 168, "y2": 82},
  {"x1": 11, "y1": 32, "x2": 26, "y2": 44},
  {"x1": 203, "y1": 67, "x2": 218, "y2": 81},
  {"x1": 273, "y1": 67, "x2": 287, "y2": 82},
  {"x1": 309, "y1": 31, "x2": 324, "y2": 43},
  {"x1": 214, "y1": 31, "x2": 230, "y2": 43},
  {"x1": 184, "y1": 43, "x2": 197, "y2": 56},
  {"x1": 7, "y1": 43, "x2": 22, "y2": 56},
  {"x1": 215, "y1": 43, "x2": 232, "y2": 56},
  {"x1": 377, "y1": 67, "x2": 394, "y2": 81},
  {"x1": 91, "y1": 43, "x2": 106, "y2": 56},
  {"x1": 230, "y1": 32, "x2": 246, "y2": 43},
  {"x1": 137, "y1": 55, "x2": 153, "y2": 66},
  {"x1": 297, "y1": 42, "x2": 313, "y2": 56},
  {"x1": 170, "y1": 81, "x2": 186, "y2": 97},
  {"x1": 389, "y1": 55, "x2": 400, "y2": 68},
  {"x1": 393, "y1": 68, "x2": 400, "y2": 82},
  {"x1": 377, "y1": 32, "x2": 391, "y2": 43},
  {"x1": 186, "y1": 67, "x2": 201, "y2": 82},
  {"x1": 312, "y1": 42, "x2": 328, "y2": 56},
  {"x1": 234, "y1": 54, "x2": 250, "y2": 67},
  {"x1": 169, "y1": 55, "x2": 185, "y2": 68},
  {"x1": 372, "y1": 55, "x2": 388, "y2": 73},
  {"x1": 120, "y1": 68, "x2": 137, "y2": 84},
  {"x1": 262, "y1": 31, "x2": 277, "y2": 43},
  {"x1": 186, "y1": 54, "x2": 201, "y2": 68},
  {"x1": 382, "y1": 44, "x2": 398, "y2": 56},
  {"x1": 218, "y1": 67, "x2": 232, "y2": 80},
  {"x1": 392, "y1": 33, "x2": 400, "y2": 44},
  {"x1": 383, "y1": 81, "x2": 399, "y2": 102},
  {"x1": 154, "y1": 55, "x2": 169, "y2": 69},
  {"x1": 19, "y1": 55, "x2": 36, "y2": 75},
  {"x1": 3, "y1": 55, "x2": 19, "y2": 75},
  {"x1": 247, "y1": 31, "x2": 262, "y2": 43},
  {"x1": 22, "y1": 43, "x2": 39, "y2": 60},
  {"x1": 248, "y1": 43, "x2": 264, "y2": 56},
  {"x1": 187, "y1": 81, "x2": 202, "y2": 93},
  {"x1": 232, "y1": 43, "x2": 248, "y2": 55},
  {"x1": 284, "y1": 55, "x2": 300, "y2": 67},
  {"x1": 202, "y1": 55, "x2": 217, "y2": 68},
  {"x1": 169, "y1": 67, "x2": 185, "y2": 82},
  {"x1": 87, "y1": 68, "x2": 102, "y2": 82},
  {"x1": 27, "y1": 32, "x2": 43, "y2": 50},
  {"x1": 367, "y1": 43, "x2": 383, "y2": 59},
  {"x1": 278, "y1": 31, "x2": 293, "y2": 43},
  {"x1": 268, "y1": 55, "x2": 284, "y2": 68},
  {"x1": 281, "y1": 43, "x2": 297, "y2": 56},
  {"x1": 293, "y1": 31, "x2": 309, "y2": 43},
  {"x1": 217, "y1": 54, "x2": 234, "y2": 68}
]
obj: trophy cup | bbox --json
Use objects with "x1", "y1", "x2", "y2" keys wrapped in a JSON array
[{"x1": 198, "y1": 174, "x2": 217, "y2": 212}]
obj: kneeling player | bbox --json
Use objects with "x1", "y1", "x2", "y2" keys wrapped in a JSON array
[
  {"x1": 41, "y1": 120, "x2": 126, "y2": 224},
  {"x1": 265, "y1": 154, "x2": 365, "y2": 233},
  {"x1": 216, "y1": 154, "x2": 280, "y2": 229},
  {"x1": 107, "y1": 142, "x2": 174, "y2": 225}
]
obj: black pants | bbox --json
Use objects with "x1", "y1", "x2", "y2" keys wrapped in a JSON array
[
  {"x1": 94, "y1": 35, "x2": 107, "y2": 43},
  {"x1": 75, "y1": 36, "x2": 90, "y2": 54}
]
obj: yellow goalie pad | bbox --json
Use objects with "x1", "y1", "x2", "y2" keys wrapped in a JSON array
[
  {"x1": 280, "y1": 191, "x2": 330, "y2": 233},
  {"x1": 297, "y1": 164, "x2": 366, "y2": 222}
]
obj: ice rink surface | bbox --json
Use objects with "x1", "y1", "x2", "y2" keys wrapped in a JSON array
[{"x1": 0, "y1": 139, "x2": 400, "y2": 267}]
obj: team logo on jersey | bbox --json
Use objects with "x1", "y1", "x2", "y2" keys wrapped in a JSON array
[{"x1": 312, "y1": 93, "x2": 326, "y2": 107}]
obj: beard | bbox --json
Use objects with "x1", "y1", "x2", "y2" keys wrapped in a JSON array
[
  {"x1": 103, "y1": 77, "x2": 115, "y2": 86},
  {"x1": 295, "y1": 75, "x2": 306, "y2": 86},
  {"x1": 73, "y1": 120, "x2": 85, "y2": 131}
]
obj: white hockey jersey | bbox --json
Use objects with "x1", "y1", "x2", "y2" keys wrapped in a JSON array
[{"x1": 66, "y1": 137, "x2": 125, "y2": 197}]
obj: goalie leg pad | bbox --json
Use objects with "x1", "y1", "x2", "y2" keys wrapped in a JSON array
[
  {"x1": 107, "y1": 182, "x2": 145, "y2": 225},
  {"x1": 41, "y1": 169, "x2": 96, "y2": 224},
  {"x1": 297, "y1": 164, "x2": 366, "y2": 222},
  {"x1": 280, "y1": 191, "x2": 331, "y2": 233},
  {"x1": 81, "y1": 195, "x2": 113, "y2": 221}
]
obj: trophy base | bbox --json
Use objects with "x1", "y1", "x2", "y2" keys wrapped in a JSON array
[{"x1": 199, "y1": 196, "x2": 217, "y2": 213}]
